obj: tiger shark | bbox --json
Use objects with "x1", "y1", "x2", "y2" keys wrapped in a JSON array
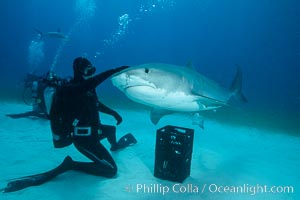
[
  {"x1": 111, "y1": 63, "x2": 247, "y2": 126},
  {"x1": 34, "y1": 28, "x2": 69, "y2": 40}
]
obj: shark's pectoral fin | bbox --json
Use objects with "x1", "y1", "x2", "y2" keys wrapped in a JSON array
[{"x1": 150, "y1": 108, "x2": 173, "y2": 125}]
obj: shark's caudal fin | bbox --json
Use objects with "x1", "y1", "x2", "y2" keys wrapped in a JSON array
[
  {"x1": 230, "y1": 65, "x2": 248, "y2": 102},
  {"x1": 33, "y1": 28, "x2": 43, "y2": 39}
]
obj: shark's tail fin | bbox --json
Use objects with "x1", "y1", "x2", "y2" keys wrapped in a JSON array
[
  {"x1": 33, "y1": 28, "x2": 43, "y2": 39},
  {"x1": 230, "y1": 65, "x2": 248, "y2": 102}
]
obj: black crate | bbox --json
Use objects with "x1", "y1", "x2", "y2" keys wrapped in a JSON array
[{"x1": 154, "y1": 125, "x2": 194, "y2": 182}]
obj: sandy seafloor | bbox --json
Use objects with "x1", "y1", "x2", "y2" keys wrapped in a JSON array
[{"x1": 0, "y1": 102, "x2": 299, "y2": 200}]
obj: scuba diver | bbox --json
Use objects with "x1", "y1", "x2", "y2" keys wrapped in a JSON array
[
  {"x1": 2, "y1": 57, "x2": 137, "y2": 193},
  {"x1": 6, "y1": 71, "x2": 64, "y2": 119}
]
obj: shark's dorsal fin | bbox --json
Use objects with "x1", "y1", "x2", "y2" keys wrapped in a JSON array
[
  {"x1": 150, "y1": 108, "x2": 173, "y2": 125},
  {"x1": 186, "y1": 61, "x2": 195, "y2": 69}
]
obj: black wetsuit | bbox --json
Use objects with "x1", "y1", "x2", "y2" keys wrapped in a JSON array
[
  {"x1": 56, "y1": 67, "x2": 127, "y2": 177},
  {"x1": 2, "y1": 65, "x2": 134, "y2": 193}
]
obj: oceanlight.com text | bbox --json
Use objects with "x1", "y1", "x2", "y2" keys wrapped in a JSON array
[
  {"x1": 207, "y1": 184, "x2": 294, "y2": 196},
  {"x1": 128, "y1": 183, "x2": 294, "y2": 196}
]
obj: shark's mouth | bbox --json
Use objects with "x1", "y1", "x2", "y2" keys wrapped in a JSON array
[{"x1": 124, "y1": 84, "x2": 156, "y2": 90}]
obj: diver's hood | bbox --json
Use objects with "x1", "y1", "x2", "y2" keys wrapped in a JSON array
[{"x1": 73, "y1": 57, "x2": 96, "y2": 80}]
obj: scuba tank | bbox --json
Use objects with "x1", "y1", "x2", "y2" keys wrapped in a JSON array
[
  {"x1": 49, "y1": 86, "x2": 72, "y2": 148},
  {"x1": 44, "y1": 86, "x2": 56, "y2": 116},
  {"x1": 31, "y1": 81, "x2": 39, "y2": 111},
  {"x1": 32, "y1": 81, "x2": 38, "y2": 99},
  {"x1": 43, "y1": 71, "x2": 56, "y2": 116},
  {"x1": 45, "y1": 70, "x2": 73, "y2": 148}
]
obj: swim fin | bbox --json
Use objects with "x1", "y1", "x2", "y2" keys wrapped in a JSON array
[
  {"x1": 1, "y1": 156, "x2": 72, "y2": 193},
  {"x1": 110, "y1": 133, "x2": 137, "y2": 151},
  {"x1": 6, "y1": 111, "x2": 48, "y2": 119}
]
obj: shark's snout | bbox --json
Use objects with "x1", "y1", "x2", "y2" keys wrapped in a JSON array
[{"x1": 112, "y1": 71, "x2": 156, "y2": 91}]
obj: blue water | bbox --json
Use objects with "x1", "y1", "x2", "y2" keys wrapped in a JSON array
[
  {"x1": 0, "y1": 1, "x2": 299, "y2": 199},
  {"x1": 0, "y1": 0, "x2": 299, "y2": 116}
]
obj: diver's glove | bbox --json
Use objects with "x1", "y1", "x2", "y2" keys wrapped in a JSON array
[
  {"x1": 113, "y1": 112, "x2": 123, "y2": 125},
  {"x1": 91, "y1": 66, "x2": 130, "y2": 88},
  {"x1": 114, "y1": 66, "x2": 129, "y2": 74}
]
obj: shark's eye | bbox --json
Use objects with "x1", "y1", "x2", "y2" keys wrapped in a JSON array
[{"x1": 145, "y1": 68, "x2": 149, "y2": 73}]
